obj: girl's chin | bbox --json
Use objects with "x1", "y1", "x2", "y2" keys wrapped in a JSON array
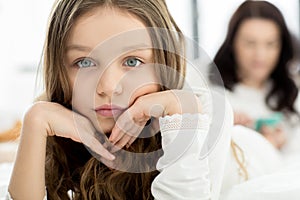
[
  {"x1": 92, "y1": 118, "x2": 115, "y2": 133},
  {"x1": 94, "y1": 126, "x2": 112, "y2": 135}
]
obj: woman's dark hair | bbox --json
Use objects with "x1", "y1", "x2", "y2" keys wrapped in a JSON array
[{"x1": 210, "y1": 0, "x2": 298, "y2": 114}]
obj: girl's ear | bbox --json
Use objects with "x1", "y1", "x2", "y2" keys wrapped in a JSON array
[{"x1": 35, "y1": 92, "x2": 49, "y2": 102}]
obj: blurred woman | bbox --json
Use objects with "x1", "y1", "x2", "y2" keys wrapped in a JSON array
[{"x1": 211, "y1": 0, "x2": 300, "y2": 153}]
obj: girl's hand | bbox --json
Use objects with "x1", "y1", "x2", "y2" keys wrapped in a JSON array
[
  {"x1": 260, "y1": 125, "x2": 287, "y2": 149},
  {"x1": 108, "y1": 90, "x2": 201, "y2": 150},
  {"x1": 26, "y1": 101, "x2": 115, "y2": 160}
]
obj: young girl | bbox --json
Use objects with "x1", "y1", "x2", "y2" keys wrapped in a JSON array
[
  {"x1": 8, "y1": 0, "x2": 233, "y2": 199},
  {"x1": 210, "y1": 0, "x2": 300, "y2": 152}
]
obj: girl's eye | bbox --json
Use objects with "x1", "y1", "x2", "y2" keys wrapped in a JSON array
[
  {"x1": 124, "y1": 58, "x2": 143, "y2": 67},
  {"x1": 75, "y1": 58, "x2": 96, "y2": 68}
]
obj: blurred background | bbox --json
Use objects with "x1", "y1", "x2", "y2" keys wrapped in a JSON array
[{"x1": 0, "y1": 0, "x2": 299, "y2": 158}]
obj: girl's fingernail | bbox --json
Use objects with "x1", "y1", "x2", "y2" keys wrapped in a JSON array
[
  {"x1": 109, "y1": 139, "x2": 116, "y2": 145},
  {"x1": 109, "y1": 132, "x2": 116, "y2": 142},
  {"x1": 109, "y1": 136, "x2": 114, "y2": 142}
]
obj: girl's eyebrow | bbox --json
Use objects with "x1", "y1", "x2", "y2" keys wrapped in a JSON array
[
  {"x1": 66, "y1": 43, "x2": 151, "y2": 53},
  {"x1": 66, "y1": 44, "x2": 92, "y2": 52},
  {"x1": 121, "y1": 43, "x2": 152, "y2": 52}
]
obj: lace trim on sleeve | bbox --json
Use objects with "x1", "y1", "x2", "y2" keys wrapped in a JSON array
[{"x1": 159, "y1": 113, "x2": 210, "y2": 133}]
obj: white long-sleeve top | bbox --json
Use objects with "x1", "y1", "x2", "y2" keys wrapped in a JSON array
[
  {"x1": 152, "y1": 91, "x2": 233, "y2": 199},
  {"x1": 152, "y1": 112, "x2": 232, "y2": 199}
]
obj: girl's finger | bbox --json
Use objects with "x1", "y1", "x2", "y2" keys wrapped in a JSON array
[
  {"x1": 99, "y1": 157, "x2": 116, "y2": 169},
  {"x1": 127, "y1": 136, "x2": 137, "y2": 148},
  {"x1": 111, "y1": 134, "x2": 132, "y2": 152},
  {"x1": 109, "y1": 125, "x2": 125, "y2": 144},
  {"x1": 86, "y1": 136, "x2": 115, "y2": 160}
]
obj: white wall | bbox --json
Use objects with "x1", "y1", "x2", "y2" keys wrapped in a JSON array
[{"x1": 166, "y1": 0, "x2": 194, "y2": 38}]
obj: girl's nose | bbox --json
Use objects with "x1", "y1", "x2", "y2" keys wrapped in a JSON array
[{"x1": 96, "y1": 66, "x2": 123, "y2": 97}]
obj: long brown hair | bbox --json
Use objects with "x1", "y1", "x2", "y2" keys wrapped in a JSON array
[{"x1": 43, "y1": 0, "x2": 185, "y2": 199}]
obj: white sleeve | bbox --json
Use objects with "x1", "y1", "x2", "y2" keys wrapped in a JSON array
[
  {"x1": 151, "y1": 96, "x2": 233, "y2": 200},
  {"x1": 151, "y1": 113, "x2": 211, "y2": 200}
]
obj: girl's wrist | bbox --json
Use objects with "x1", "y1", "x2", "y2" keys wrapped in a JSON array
[
  {"x1": 163, "y1": 90, "x2": 181, "y2": 116},
  {"x1": 164, "y1": 90, "x2": 201, "y2": 116}
]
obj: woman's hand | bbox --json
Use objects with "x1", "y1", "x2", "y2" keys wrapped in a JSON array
[
  {"x1": 108, "y1": 90, "x2": 201, "y2": 150},
  {"x1": 26, "y1": 101, "x2": 115, "y2": 160},
  {"x1": 233, "y1": 111, "x2": 254, "y2": 127},
  {"x1": 260, "y1": 125, "x2": 287, "y2": 149}
]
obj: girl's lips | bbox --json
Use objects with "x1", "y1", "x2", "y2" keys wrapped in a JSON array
[{"x1": 95, "y1": 104, "x2": 126, "y2": 117}]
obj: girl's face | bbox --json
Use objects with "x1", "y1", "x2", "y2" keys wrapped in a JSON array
[
  {"x1": 233, "y1": 18, "x2": 281, "y2": 84},
  {"x1": 65, "y1": 6, "x2": 160, "y2": 134}
]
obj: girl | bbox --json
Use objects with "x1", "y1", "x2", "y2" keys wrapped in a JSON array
[
  {"x1": 210, "y1": 0, "x2": 300, "y2": 152},
  {"x1": 8, "y1": 0, "x2": 233, "y2": 199}
]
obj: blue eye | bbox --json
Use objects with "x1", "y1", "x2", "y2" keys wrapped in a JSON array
[
  {"x1": 124, "y1": 58, "x2": 143, "y2": 67},
  {"x1": 76, "y1": 58, "x2": 96, "y2": 68}
]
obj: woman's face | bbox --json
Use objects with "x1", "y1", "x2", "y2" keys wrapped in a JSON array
[
  {"x1": 64, "y1": 6, "x2": 160, "y2": 134},
  {"x1": 233, "y1": 18, "x2": 281, "y2": 84}
]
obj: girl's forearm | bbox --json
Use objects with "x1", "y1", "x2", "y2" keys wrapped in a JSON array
[{"x1": 8, "y1": 115, "x2": 48, "y2": 200}]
